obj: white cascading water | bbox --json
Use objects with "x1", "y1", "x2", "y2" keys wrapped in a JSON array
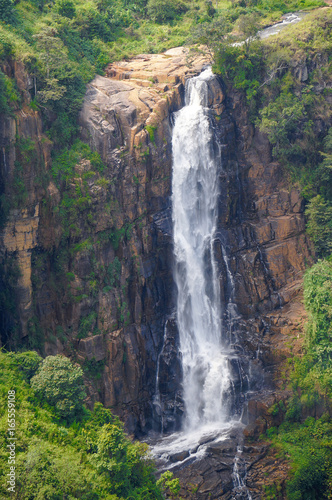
[
  {"x1": 172, "y1": 68, "x2": 231, "y2": 432},
  {"x1": 152, "y1": 68, "x2": 251, "y2": 500}
]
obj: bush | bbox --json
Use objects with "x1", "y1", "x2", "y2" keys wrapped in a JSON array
[
  {"x1": 147, "y1": 0, "x2": 188, "y2": 23},
  {"x1": 56, "y1": 0, "x2": 76, "y2": 18},
  {"x1": 0, "y1": 71, "x2": 18, "y2": 115},
  {"x1": 10, "y1": 351, "x2": 42, "y2": 381},
  {"x1": 31, "y1": 355, "x2": 86, "y2": 420},
  {"x1": 0, "y1": 0, "x2": 16, "y2": 23},
  {"x1": 273, "y1": 416, "x2": 332, "y2": 500},
  {"x1": 306, "y1": 196, "x2": 332, "y2": 257}
]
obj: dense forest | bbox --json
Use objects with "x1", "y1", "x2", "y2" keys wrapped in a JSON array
[{"x1": 1, "y1": 0, "x2": 332, "y2": 498}]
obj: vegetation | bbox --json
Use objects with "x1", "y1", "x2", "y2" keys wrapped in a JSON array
[
  {"x1": 30, "y1": 355, "x2": 87, "y2": 420},
  {"x1": 267, "y1": 415, "x2": 332, "y2": 500},
  {"x1": 0, "y1": 350, "x2": 174, "y2": 499},
  {"x1": 258, "y1": 259, "x2": 332, "y2": 499}
]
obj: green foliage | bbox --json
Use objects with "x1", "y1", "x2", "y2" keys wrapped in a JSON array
[
  {"x1": 104, "y1": 257, "x2": 122, "y2": 289},
  {"x1": 189, "y1": 17, "x2": 231, "y2": 60},
  {"x1": 0, "y1": 70, "x2": 19, "y2": 115},
  {"x1": 262, "y1": 482, "x2": 283, "y2": 500},
  {"x1": 51, "y1": 140, "x2": 105, "y2": 237},
  {"x1": 271, "y1": 416, "x2": 332, "y2": 500},
  {"x1": 0, "y1": 351, "x2": 164, "y2": 499},
  {"x1": 147, "y1": 0, "x2": 188, "y2": 23},
  {"x1": 270, "y1": 260, "x2": 332, "y2": 498},
  {"x1": 3, "y1": 136, "x2": 45, "y2": 214},
  {"x1": 215, "y1": 39, "x2": 264, "y2": 108},
  {"x1": 306, "y1": 196, "x2": 332, "y2": 257},
  {"x1": 16, "y1": 441, "x2": 100, "y2": 500},
  {"x1": 52, "y1": 139, "x2": 104, "y2": 185},
  {"x1": 8, "y1": 350, "x2": 42, "y2": 381},
  {"x1": 56, "y1": 0, "x2": 76, "y2": 18},
  {"x1": 78, "y1": 312, "x2": 99, "y2": 339},
  {"x1": 157, "y1": 470, "x2": 181, "y2": 498},
  {"x1": 0, "y1": 0, "x2": 324, "y2": 154},
  {"x1": 91, "y1": 421, "x2": 164, "y2": 499},
  {"x1": 302, "y1": 260, "x2": 332, "y2": 389},
  {"x1": 237, "y1": 11, "x2": 261, "y2": 49},
  {"x1": 304, "y1": 127, "x2": 332, "y2": 255},
  {"x1": 258, "y1": 92, "x2": 317, "y2": 162},
  {"x1": 145, "y1": 124, "x2": 156, "y2": 144},
  {"x1": 0, "y1": 0, "x2": 16, "y2": 24},
  {"x1": 284, "y1": 395, "x2": 302, "y2": 423},
  {"x1": 0, "y1": 255, "x2": 20, "y2": 346},
  {"x1": 31, "y1": 355, "x2": 87, "y2": 420},
  {"x1": 83, "y1": 357, "x2": 105, "y2": 380}
]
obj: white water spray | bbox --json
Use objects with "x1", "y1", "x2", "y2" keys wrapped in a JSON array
[{"x1": 172, "y1": 68, "x2": 231, "y2": 432}]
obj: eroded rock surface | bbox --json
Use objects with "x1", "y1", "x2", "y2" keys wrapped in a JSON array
[{"x1": 0, "y1": 48, "x2": 315, "y2": 497}]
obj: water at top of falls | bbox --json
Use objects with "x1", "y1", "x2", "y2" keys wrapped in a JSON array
[{"x1": 172, "y1": 67, "x2": 232, "y2": 432}]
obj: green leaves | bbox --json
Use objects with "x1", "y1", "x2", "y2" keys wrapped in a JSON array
[
  {"x1": 293, "y1": 260, "x2": 332, "y2": 398},
  {"x1": 258, "y1": 92, "x2": 308, "y2": 159},
  {"x1": 272, "y1": 416, "x2": 332, "y2": 500},
  {"x1": 91, "y1": 422, "x2": 163, "y2": 499},
  {"x1": 0, "y1": 0, "x2": 16, "y2": 24},
  {"x1": 306, "y1": 196, "x2": 332, "y2": 258},
  {"x1": 30, "y1": 355, "x2": 87, "y2": 421},
  {"x1": 157, "y1": 470, "x2": 181, "y2": 498},
  {"x1": 147, "y1": 0, "x2": 188, "y2": 24}
]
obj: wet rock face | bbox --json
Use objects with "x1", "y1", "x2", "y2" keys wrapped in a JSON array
[{"x1": 153, "y1": 316, "x2": 184, "y2": 433}]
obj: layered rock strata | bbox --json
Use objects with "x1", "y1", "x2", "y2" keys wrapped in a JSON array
[{"x1": 0, "y1": 48, "x2": 315, "y2": 497}]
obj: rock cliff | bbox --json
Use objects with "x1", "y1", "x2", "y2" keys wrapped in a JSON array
[{"x1": 0, "y1": 47, "x2": 315, "y2": 497}]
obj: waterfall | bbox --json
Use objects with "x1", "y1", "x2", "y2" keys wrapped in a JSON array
[{"x1": 172, "y1": 68, "x2": 232, "y2": 432}]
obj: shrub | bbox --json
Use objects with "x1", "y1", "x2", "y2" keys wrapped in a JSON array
[
  {"x1": 147, "y1": 0, "x2": 188, "y2": 23},
  {"x1": 31, "y1": 355, "x2": 86, "y2": 420},
  {"x1": 56, "y1": 0, "x2": 76, "y2": 18},
  {"x1": 78, "y1": 312, "x2": 98, "y2": 339},
  {"x1": 11, "y1": 351, "x2": 42, "y2": 381},
  {"x1": 306, "y1": 196, "x2": 332, "y2": 257},
  {"x1": 0, "y1": 0, "x2": 16, "y2": 23}
]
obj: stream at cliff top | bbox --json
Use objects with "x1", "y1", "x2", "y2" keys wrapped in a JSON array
[{"x1": 258, "y1": 11, "x2": 307, "y2": 40}]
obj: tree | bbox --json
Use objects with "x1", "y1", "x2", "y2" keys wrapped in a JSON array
[
  {"x1": 10, "y1": 351, "x2": 42, "y2": 381},
  {"x1": 236, "y1": 12, "x2": 260, "y2": 53},
  {"x1": 188, "y1": 17, "x2": 231, "y2": 62},
  {"x1": 157, "y1": 470, "x2": 181, "y2": 499},
  {"x1": 30, "y1": 355, "x2": 86, "y2": 420},
  {"x1": 306, "y1": 195, "x2": 332, "y2": 257},
  {"x1": 16, "y1": 442, "x2": 100, "y2": 500},
  {"x1": 147, "y1": 0, "x2": 187, "y2": 24},
  {"x1": 56, "y1": 0, "x2": 76, "y2": 18},
  {"x1": 33, "y1": 27, "x2": 74, "y2": 104},
  {"x1": 0, "y1": 0, "x2": 16, "y2": 23},
  {"x1": 91, "y1": 419, "x2": 164, "y2": 498},
  {"x1": 258, "y1": 92, "x2": 308, "y2": 160}
]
